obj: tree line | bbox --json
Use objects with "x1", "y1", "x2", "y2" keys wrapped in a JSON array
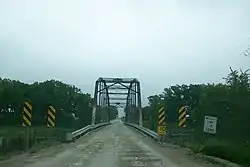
[{"x1": 0, "y1": 79, "x2": 118, "y2": 129}]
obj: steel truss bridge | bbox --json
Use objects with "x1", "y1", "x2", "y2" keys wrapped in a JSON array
[{"x1": 92, "y1": 77, "x2": 142, "y2": 126}]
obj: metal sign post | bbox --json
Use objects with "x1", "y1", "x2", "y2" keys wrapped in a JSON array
[
  {"x1": 157, "y1": 106, "x2": 166, "y2": 141},
  {"x1": 22, "y1": 101, "x2": 32, "y2": 150}
]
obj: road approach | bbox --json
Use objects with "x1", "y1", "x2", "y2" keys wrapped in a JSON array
[{"x1": 0, "y1": 120, "x2": 221, "y2": 167}]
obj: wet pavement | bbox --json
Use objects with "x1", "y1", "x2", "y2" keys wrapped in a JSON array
[{"x1": 0, "y1": 120, "x2": 221, "y2": 167}]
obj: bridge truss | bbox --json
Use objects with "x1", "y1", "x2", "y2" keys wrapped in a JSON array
[{"x1": 92, "y1": 77, "x2": 142, "y2": 126}]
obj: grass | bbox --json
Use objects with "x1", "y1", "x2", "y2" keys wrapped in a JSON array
[
  {"x1": 143, "y1": 122, "x2": 250, "y2": 166},
  {"x1": 29, "y1": 140, "x2": 61, "y2": 154},
  {"x1": 199, "y1": 139, "x2": 250, "y2": 167},
  {"x1": 180, "y1": 138, "x2": 250, "y2": 167},
  {"x1": 0, "y1": 126, "x2": 71, "y2": 157}
]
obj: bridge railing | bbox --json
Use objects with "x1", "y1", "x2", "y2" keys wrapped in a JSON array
[
  {"x1": 124, "y1": 122, "x2": 159, "y2": 141},
  {"x1": 65, "y1": 122, "x2": 111, "y2": 142}
]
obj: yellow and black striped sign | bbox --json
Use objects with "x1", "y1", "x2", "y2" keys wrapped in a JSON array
[
  {"x1": 47, "y1": 105, "x2": 56, "y2": 127},
  {"x1": 158, "y1": 106, "x2": 166, "y2": 125},
  {"x1": 178, "y1": 106, "x2": 187, "y2": 128},
  {"x1": 158, "y1": 106, "x2": 166, "y2": 135},
  {"x1": 22, "y1": 102, "x2": 32, "y2": 126}
]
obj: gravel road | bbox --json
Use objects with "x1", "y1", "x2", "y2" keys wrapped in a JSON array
[{"x1": 0, "y1": 120, "x2": 222, "y2": 167}]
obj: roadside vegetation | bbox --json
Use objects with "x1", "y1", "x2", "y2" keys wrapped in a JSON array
[
  {"x1": 142, "y1": 68, "x2": 250, "y2": 166},
  {"x1": 0, "y1": 79, "x2": 118, "y2": 156}
]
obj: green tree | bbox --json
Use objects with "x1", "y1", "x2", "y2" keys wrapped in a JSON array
[{"x1": 0, "y1": 79, "x2": 93, "y2": 129}]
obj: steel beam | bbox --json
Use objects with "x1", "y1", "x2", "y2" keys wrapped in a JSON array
[
  {"x1": 109, "y1": 97, "x2": 128, "y2": 100},
  {"x1": 92, "y1": 81, "x2": 98, "y2": 125},
  {"x1": 100, "y1": 92, "x2": 130, "y2": 95},
  {"x1": 103, "y1": 80, "x2": 110, "y2": 121},
  {"x1": 108, "y1": 86, "x2": 128, "y2": 90},
  {"x1": 137, "y1": 81, "x2": 142, "y2": 126}
]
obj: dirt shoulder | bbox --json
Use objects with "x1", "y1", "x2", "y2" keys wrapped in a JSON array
[
  {"x1": 128, "y1": 126, "x2": 244, "y2": 167},
  {"x1": 141, "y1": 135, "x2": 242, "y2": 167}
]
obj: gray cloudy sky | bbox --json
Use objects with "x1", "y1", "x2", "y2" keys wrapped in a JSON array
[{"x1": 0, "y1": 0, "x2": 250, "y2": 105}]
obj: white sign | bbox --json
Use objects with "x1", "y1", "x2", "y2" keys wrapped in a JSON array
[{"x1": 204, "y1": 116, "x2": 217, "y2": 134}]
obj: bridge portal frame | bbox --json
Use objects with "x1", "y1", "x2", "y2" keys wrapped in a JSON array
[{"x1": 92, "y1": 77, "x2": 142, "y2": 126}]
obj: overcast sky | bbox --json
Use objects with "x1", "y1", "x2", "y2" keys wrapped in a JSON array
[{"x1": 0, "y1": 0, "x2": 250, "y2": 106}]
